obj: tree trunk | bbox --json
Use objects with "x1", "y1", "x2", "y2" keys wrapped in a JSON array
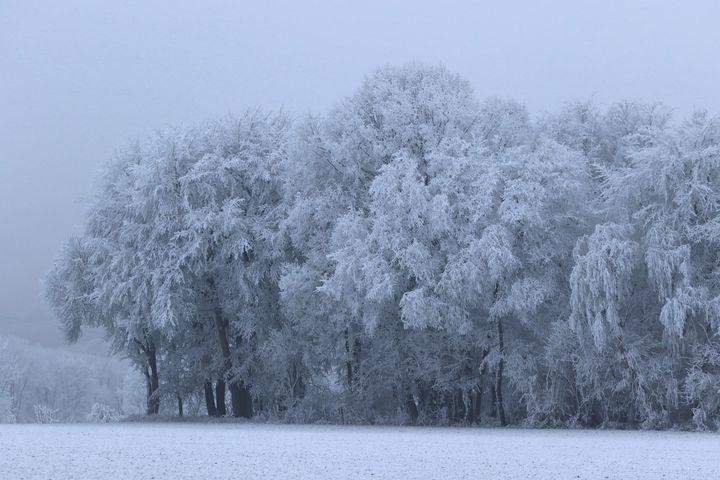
[
  {"x1": 147, "y1": 344, "x2": 160, "y2": 415},
  {"x1": 469, "y1": 385, "x2": 481, "y2": 424},
  {"x1": 353, "y1": 337, "x2": 362, "y2": 386},
  {"x1": 204, "y1": 380, "x2": 217, "y2": 417},
  {"x1": 406, "y1": 390, "x2": 419, "y2": 422},
  {"x1": 177, "y1": 395, "x2": 184, "y2": 417},
  {"x1": 12, "y1": 376, "x2": 28, "y2": 422},
  {"x1": 136, "y1": 335, "x2": 160, "y2": 415},
  {"x1": 495, "y1": 317, "x2": 507, "y2": 426},
  {"x1": 454, "y1": 389, "x2": 466, "y2": 423},
  {"x1": 474, "y1": 362, "x2": 486, "y2": 424},
  {"x1": 230, "y1": 381, "x2": 253, "y2": 418},
  {"x1": 471, "y1": 349, "x2": 488, "y2": 424},
  {"x1": 143, "y1": 365, "x2": 152, "y2": 415},
  {"x1": 344, "y1": 327, "x2": 353, "y2": 389},
  {"x1": 215, "y1": 379, "x2": 227, "y2": 417},
  {"x1": 212, "y1": 302, "x2": 252, "y2": 418}
]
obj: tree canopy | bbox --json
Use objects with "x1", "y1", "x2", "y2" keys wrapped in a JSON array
[{"x1": 46, "y1": 64, "x2": 720, "y2": 429}]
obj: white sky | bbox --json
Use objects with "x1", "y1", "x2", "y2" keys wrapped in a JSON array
[{"x1": 1, "y1": 0, "x2": 719, "y2": 350}]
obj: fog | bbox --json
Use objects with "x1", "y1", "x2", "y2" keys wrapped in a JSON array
[{"x1": 1, "y1": 0, "x2": 719, "y2": 351}]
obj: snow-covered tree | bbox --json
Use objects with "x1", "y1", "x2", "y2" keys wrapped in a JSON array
[
  {"x1": 564, "y1": 110, "x2": 720, "y2": 426},
  {"x1": 0, "y1": 338, "x2": 19, "y2": 423},
  {"x1": 46, "y1": 150, "x2": 166, "y2": 414},
  {"x1": 293, "y1": 63, "x2": 484, "y2": 421},
  {"x1": 43, "y1": 63, "x2": 720, "y2": 429}
]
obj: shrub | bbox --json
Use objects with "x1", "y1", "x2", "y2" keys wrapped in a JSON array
[
  {"x1": 33, "y1": 404, "x2": 58, "y2": 424},
  {"x1": 88, "y1": 403, "x2": 121, "y2": 423}
]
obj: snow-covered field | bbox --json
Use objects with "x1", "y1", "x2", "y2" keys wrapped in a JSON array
[{"x1": 1, "y1": 423, "x2": 718, "y2": 479}]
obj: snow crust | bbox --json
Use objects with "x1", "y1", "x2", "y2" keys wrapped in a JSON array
[{"x1": 1, "y1": 423, "x2": 718, "y2": 479}]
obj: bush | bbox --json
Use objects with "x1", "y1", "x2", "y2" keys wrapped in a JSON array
[
  {"x1": 683, "y1": 343, "x2": 720, "y2": 430},
  {"x1": 0, "y1": 396, "x2": 16, "y2": 424},
  {"x1": 88, "y1": 403, "x2": 120, "y2": 423},
  {"x1": 33, "y1": 404, "x2": 58, "y2": 424}
]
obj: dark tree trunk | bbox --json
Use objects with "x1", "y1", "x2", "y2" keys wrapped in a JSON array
[
  {"x1": 177, "y1": 395, "x2": 184, "y2": 417},
  {"x1": 204, "y1": 380, "x2": 217, "y2": 417},
  {"x1": 405, "y1": 386, "x2": 419, "y2": 423},
  {"x1": 471, "y1": 350, "x2": 487, "y2": 424},
  {"x1": 208, "y1": 278, "x2": 252, "y2": 418},
  {"x1": 147, "y1": 345, "x2": 160, "y2": 415},
  {"x1": 212, "y1": 302, "x2": 252, "y2": 418},
  {"x1": 142, "y1": 366, "x2": 152, "y2": 415},
  {"x1": 136, "y1": 335, "x2": 160, "y2": 415},
  {"x1": 454, "y1": 389, "x2": 466, "y2": 423},
  {"x1": 215, "y1": 379, "x2": 227, "y2": 417},
  {"x1": 138, "y1": 337, "x2": 161, "y2": 416},
  {"x1": 495, "y1": 317, "x2": 507, "y2": 426},
  {"x1": 353, "y1": 337, "x2": 362, "y2": 385},
  {"x1": 290, "y1": 362, "x2": 305, "y2": 404},
  {"x1": 474, "y1": 364, "x2": 486, "y2": 423},
  {"x1": 395, "y1": 319, "x2": 417, "y2": 423},
  {"x1": 230, "y1": 381, "x2": 253, "y2": 418},
  {"x1": 468, "y1": 386, "x2": 481, "y2": 424},
  {"x1": 344, "y1": 327, "x2": 353, "y2": 389}
]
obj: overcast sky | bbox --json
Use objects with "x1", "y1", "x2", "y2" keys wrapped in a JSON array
[{"x1": 1, "y1": 0, "x2": 719, "y2": 352}]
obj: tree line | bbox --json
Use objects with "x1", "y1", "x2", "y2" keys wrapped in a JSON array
[
  {"x1": 0, "y1": 336, "x2": 143, "y2": 423},
  {"x1": 45, "y1": 63, "x2": 720, "y2": 429}
]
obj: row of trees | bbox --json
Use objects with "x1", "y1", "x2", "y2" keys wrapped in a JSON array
[
  {"x1": 46, "y1": 64, "x2": 720, "y2": 429},
  {"x1": 0, "y1": 336, "x2": 143, "y2": 423}
]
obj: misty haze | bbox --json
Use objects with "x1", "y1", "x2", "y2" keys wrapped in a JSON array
[{"x1": 2, "y1": 1, "x2": 720, "y2": 479}]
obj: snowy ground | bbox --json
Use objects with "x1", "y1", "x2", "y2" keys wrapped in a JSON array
[{"x1": 1, "y1": 423, "x2": 719, "y2": 479}]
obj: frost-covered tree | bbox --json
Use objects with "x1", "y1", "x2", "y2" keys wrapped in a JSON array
[
  {"x1": 44, "y1": 63, "x2": 720, "y2": 429},
  {"x1": 565, "y1": 110, "x2": 720, "y2": 426},
  {"x1": 425, "y1": 137, "x2": 591, "y2": 425},
  {"x1": 46, "y1": 151, "x2": 166, "y2": 414},
  {"x1": 47, "y1": 111, "x2": 290, "y2": 418},
  {"x1": 126, "y1": 112, "x2": 290, "y2": 418},
  {"x1": 0, "y1": 337, "x2": 135, "y2": 422},
  {"x1": 0, "y1": 338, "x2": 19, "y2": 423},
  {"x1": 292, "y1": 63, "x2": 484, "y2": 421}
]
